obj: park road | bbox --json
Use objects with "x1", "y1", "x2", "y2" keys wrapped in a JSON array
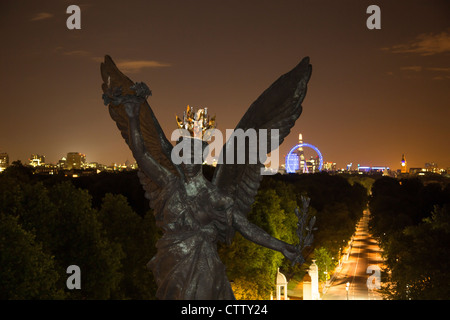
[{"x1": 322, "y1": 210, "x2": 385, "y2": 300}]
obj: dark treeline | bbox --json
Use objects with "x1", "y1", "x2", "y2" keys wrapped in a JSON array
[
  {"x1": 369, "y1": 176, "x2": 450, "y2": 300},
  {"x1": 1, "y1": 162, "x2": 369, "y2": 299},
  {"x1": 0, "y1": 162, "x2": 159, "y2": 299}
]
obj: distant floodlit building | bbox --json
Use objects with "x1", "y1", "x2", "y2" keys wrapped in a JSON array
[
  {"x1": 323, "y1": 162, "x2": 337, "y2": 172},
  {"x1": 357, "y1": 165, "x2": 390, "y2": 174},
  {"x1": 66, "y1": 152, "x2": 86, "y2": 170},
  {"x1": 57, "y1": 157, "x2": 67, "y2": 169},
  {"x1": 29, "y1": 154, "x2": 45, "y2": 167},
  {"x1": 0, "y1": 152, "x2": 9, "y2": 172},
  {"x1": 425, "y1": 162, "x2": 438, "y2": 173},
  {"x1": 306, "y1": 155, "x2": 320, "y2": 173}
]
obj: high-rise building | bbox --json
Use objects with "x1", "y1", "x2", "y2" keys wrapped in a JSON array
[
  {"x1": 66, "y1": 152, "x2": 86, "y2": 170},
  {"x1": 298, "y1": 134, "x2": 306, "y2": 173},
  {"x1": 306, "y1": 155, "x2": 320, "y2": 173},
  {"x1": 29, "y1": 154, "x2": 45, "y2": 167},
  {"x1": 0, "y1": 152, "x2": 9, "y2": 172},
  {"x1": 323, "y1": 162, "x2": 337, "y2": 172},
  {"x1": 401, "y1": 154, "x2": 407, "y2": 173},
  {"x1": 57, "y1": 157, "x2": 66, "y2": 169}
]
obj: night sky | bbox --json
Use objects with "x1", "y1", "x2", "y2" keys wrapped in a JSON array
[{"x1": 1, "y1": 0, "x2": 449, "y2": 170}]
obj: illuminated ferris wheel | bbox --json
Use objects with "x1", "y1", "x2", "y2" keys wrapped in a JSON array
[{"x1": 285, "y1": 143, "x2": 323, "y2": 173}]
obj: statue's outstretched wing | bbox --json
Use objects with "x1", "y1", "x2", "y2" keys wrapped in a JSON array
[
  {"x1": 100, "y1": 55, "x2": 184, "y2": 210},
  {"x1": 212, "y1": 57, "x2": 312, "y2": 218}
]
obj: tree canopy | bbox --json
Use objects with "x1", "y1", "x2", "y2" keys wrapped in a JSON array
[
  {"x1": 1, "y1": 163, "x2": 371, "y2": 299},
  {"x1": 0, "y1": 164, "x2": 159, "y2": 299},
  {"x1": 369, "y1": 176, "x2": 450, "y2": 299}
]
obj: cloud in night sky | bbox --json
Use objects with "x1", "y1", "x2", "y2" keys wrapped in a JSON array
[
  {"x1": 30, "y1": 12, "x2": 54, "y2": 22},
  {"x1": 56, "y1": 47, "x2": 171, "y2": 73},
  {"x1": 427, "y1": 67, "x2": 450, "y2": 73},
  {"x1": 400, "y1": 65, "x2": 450, "y2": 79},
  {"x1": 384, "y1": 29, "x2": 450, "y2": 56},
  {"x1": 63, "y1": 50, "x2": 91, "y2": 57},
  {"x1": 115, "y1": 60, "x2": 172, "y2": 73},
  {"x1": 401, "y1": 66, "x2": 423, "y2": 72}
]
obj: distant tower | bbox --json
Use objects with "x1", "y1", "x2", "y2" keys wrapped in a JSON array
[
  {"x1": 401, "y1": 154, "x2": 407, "y2": 173},
  {"x1": 298, "y1": 134, "x2": 306, "y2": 173}
]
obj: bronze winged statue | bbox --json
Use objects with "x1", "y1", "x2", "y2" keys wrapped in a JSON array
[{"x1": 100, "y1": 55, "x2": 312, "y2": 299}]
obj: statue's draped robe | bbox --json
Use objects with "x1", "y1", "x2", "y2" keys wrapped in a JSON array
[{"x1": 147, "y1": 175, "x2": 235, "y2": 299}]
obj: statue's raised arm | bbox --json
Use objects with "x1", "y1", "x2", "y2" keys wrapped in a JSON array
[{"x1": 101, "y1": 55, "x2": 185, "y2": 195}]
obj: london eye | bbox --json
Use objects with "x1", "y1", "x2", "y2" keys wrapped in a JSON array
[{"x1": 285, "y1": 143, "x2": 323, "y2": 173}]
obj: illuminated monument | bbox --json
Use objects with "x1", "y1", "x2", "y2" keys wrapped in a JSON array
[
  {"x1": 101, "y1": 55, "x2": 312, "y2": 300},
  {"x1": 285, "y1": 134, "x2": 323, "y2": 173},
  {"x1": 401, "y1": 154, "x2": 407, "y2": 173}
]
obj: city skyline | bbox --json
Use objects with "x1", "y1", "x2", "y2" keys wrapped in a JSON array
[
  {"x1": 1, "y1": 1, "x2": 449, "y2": 171},
  {"x1": 0, "y1": 146, "x2": 446, "y2": 174}
]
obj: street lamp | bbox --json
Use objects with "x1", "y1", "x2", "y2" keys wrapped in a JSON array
[{"x1": 346, "y1": 282, "x2": 350, "y2": 300}]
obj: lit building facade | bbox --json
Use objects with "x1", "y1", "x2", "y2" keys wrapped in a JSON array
[
  {"x1": 306, "y1": 155, "x2": 320, "y2": 173},
  {"x1": 66, "y1": 152, "x2": 86, "y2": 170},
  {"x1": 425, "y1": 162, "x2": 438, "y2": 173},
  {"x1": 29, "y1": 154, "x2": 46, "y2": 167},
  {"x1": 358, "y1": 166, "x2": 390, "y2": 174},
  {"x1": 323, "y1": 161, "x2": 337, "y2": 172},
  {"x1": 0, "y1": 152, "x2": 9, "y2": 172}
]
